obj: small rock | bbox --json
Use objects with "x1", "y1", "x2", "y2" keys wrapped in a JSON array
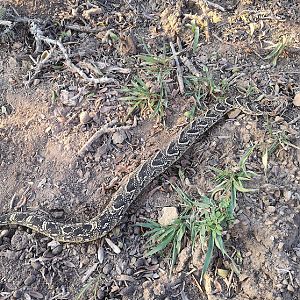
[
  {"x1": 135, "y1": 258, "x2": 146, "y2": 268},
  {"x1": 192, "y1": 244, "x2": 204, "y2": 268},
  {"x1": 97, "y1": 246, "x2": 105, "y2": 263},
  {"x1": 120, "y1": 285, "x2": 136, "y2": 296},
  {"x1": 175, "y1": 246, "x2": 191, "y2": 273},
  {"x1": 126, "y1": 268, "x2": 133, "y2": 275},
  {"x1": 97, "y1": 290, "x2": 105, "y2": 299},
  {"x1": 31, "y1": 260, "x2": 42, "y2": 270},
  {"x1": 24, "y1": 274, "x2": 36, "y2": 286},
  {"x1": 284, "y1": 190, "x2": 292, "y2": 201},
  {"x1": 112, "y1": 130, "x2": 127, "y2": 145},
  {"x1": 0, "y1": 229, "x2": 9, "y2": 238},
  {"x1": 133, "y1": 226, "x2": 141, "y2": 235},
  {"x1": 87, "y1": 244, "x2": 97, "y2": 255},
  {"x1": 265, "y1": 220, "x2": 273, "y2": 225},
  {"x1": 79, "y1": 111, "x2": 91, "y2": 124},
  {"x1": 293, "y1": 93, "x2": 300, "y2": 107},
  {"x1": 287, "y1": 284, "x2": 294, "y2": 292},
  {"x1": 282, "y1": 279, "x2": 288, "y2": 285},
  {"x1": 266, "y1": 206, "x2": 276, "y2": 213},
  {"x1": 278, "y1": 242, "x2": 284, "y2": 250},
  {"x1": 158, "y1": 207, "x2": 178, "y2": 226},
  {"x1": 51, "y1": 244, "x2": 63, "y2": 255},
  {"x1": 151, "y1": 257, "x2": 159, "y2": 265},
  {"x1": 227, "y1": 108, "x2": 242, "y2": 119},
  {"x1": 102, "y1": 264, "x2": 113, "y2": 275},
  {"x1": 12, "y1": 290, "x2": 22, "y2": 299},
  {"x1": 11, "y1": 231, "x2": 29, "y2": 251}
]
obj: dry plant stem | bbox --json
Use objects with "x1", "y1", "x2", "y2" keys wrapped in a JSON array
[
  {"x1": 30, "y1": 22, "x2": 115, "y2": 85},
  {"x1": 26, "y1": 47, "x2": 55, "y2": 85},
  {"x1": 170, "y1": 41, "x2": 185, "y2": 95},
  {"x1": 181, "y1": 56, "x2": 201, "y2": 77},
  {"x1": 204, "y1": 0, "x2": 225, "y2": 12},
  {"x1": 65, "y1": 24, "x2": 105, "y2": 33},
  {"x1": 77, "y1": 117, "x2": 137, "y2": 157}
]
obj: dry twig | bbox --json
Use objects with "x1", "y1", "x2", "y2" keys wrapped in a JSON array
[
  {"x1": 65, "y1": 24, "x2": 106, "y2": 33},
  {"x1": 77, "y1": 117, "x2": 137, "y2": 157},
  {"x1": 29, "y1": 22, "x2": 115, "y2": 85},
  {"x1": 170, "y1": 41, "x2": 185, "y2": 95},
  {"x1": 204, "y1": 0, "x2": 225, "y2": 12}
]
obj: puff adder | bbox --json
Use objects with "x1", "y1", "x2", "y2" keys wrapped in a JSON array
[{"x1": 0, "y1": 98, "x2": 281, "y2": 242}]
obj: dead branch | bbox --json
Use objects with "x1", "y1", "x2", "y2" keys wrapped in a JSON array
[
  {"x1": 29, "y1": 22, "x2": 116, "y2": 85},
  {"x1": 64, "y1": 24, "x2": 106, "y2": 33},
  {"x1": 77, "y1": 117, "x2": 137, "y2": 157}
]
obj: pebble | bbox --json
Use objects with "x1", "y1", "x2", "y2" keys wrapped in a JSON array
[
  {"x1": 158, "y1": 207, "x2": 178, "y2": 226},
  {"x1": 31, "y1": 260, "x2": 42, "y2": 270},
  {"x1": 11, "y1": 231, "x2": 29, "y2": 251},
  {"x1": 151, "y1": 257, "x2": 159, "y2": 265},
  {"x1": 0, "y1": 229, "x2": 9, "y2": 238},
  {"x1": 265, "y1": 220, "x2": 273, "y2": 225},
  {"x1": 79, "y1": 111, "x2": 91, "y2": 124},
  {"x1": 126, "y1": 268, "x2": 133, "y2": 275},
  {"x1": 287, "y1": 284, "x2": 294, "y2": 292},
  {"x1": 51, "y1": 244, "x2": 63, "y2": 255},
  {"x1": 278, "y1": 242, "x2": 284, "y2": 250},
  {"x1": 293, "y1": 93, "x2": 300, "y2": 107},
  {"x1": 135, "y1": 258, "x2": 146, "y2": 268},
  {"x1": 284, "y1": 190, "x2": 292, "y2": 201},
  {"x1": 102, "y1": 264, "x2": 113, "y2": 275},
  {"x1": 120, "y1": 285, "x2": 136, "y2": 296},
  {"x1": 133, "y1": 226, "x2": 141, "y2": 235},
  {"x1": 87, "y1": 244, "x2": 97, "y2": 255},
  {"x1": 112, "y1": 130, "x2": 127, "y2": 145},
  {"x1": 12, "y1": 290, "x2": 22, "y2": 299},
  {"x1": 97, "y1": 246, "x2": 105, "y2": 263},
  {"x1": 97, "y1": 290, "x2": 105, "y2": 299},
  {"x1": 24, "y1": 274, "x2": 36, "y2": 286},
  {"x1": 266, "y1": 206, "x2": 276, "y2": 213}
]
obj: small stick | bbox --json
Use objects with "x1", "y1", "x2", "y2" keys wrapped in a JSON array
[
  {"x1": 30, "y1": 22, "x2": 115, "y2": 85},
  {"x1": 204, "y1": 0, "x2": 225, "y2": 12},
  {"x1": 77, "y1": 117, "x2": 137, "y2": 157},
  {"x1": 170, "y1": 41, "x2": 185, "y2": 95},
  {"x1": 25, "y1": 47, "x2": 55, "y2": 85},
  {"x1": 64, "y1": 24, "x2": 106, "y2": 33}
]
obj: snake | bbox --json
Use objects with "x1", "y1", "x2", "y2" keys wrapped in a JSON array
[{"x1": 0, "y1": 98, "x2": 284, "y2": 242}]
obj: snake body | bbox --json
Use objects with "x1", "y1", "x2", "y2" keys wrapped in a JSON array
[{"x1": 0, "y1": 99, "x2": 235, "y2": 242}]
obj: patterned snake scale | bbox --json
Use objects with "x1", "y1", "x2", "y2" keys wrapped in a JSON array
[{"x1": 0, "y1": 99, "x2": 242, "y2": 242}]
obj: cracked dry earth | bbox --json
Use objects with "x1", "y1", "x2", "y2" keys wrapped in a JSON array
[{"x1": 0, "y1": 0, "x2": 300, "y2": 300}]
